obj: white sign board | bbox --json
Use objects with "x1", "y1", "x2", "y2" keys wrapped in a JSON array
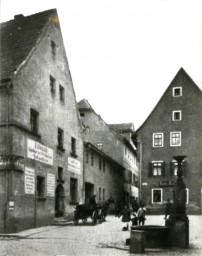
[
  {"x1": 47, "y1": 173, "x2": 55, "y2": 197},
  {"x1": 27, "y1": 139, "x2": 54, "y2": 166},
  {"x1": 68, "y1": 157, "x2": 81, "y2": 175},
  {"x1": 25, "y1": 167, "x2": 35, "y2": 194}
]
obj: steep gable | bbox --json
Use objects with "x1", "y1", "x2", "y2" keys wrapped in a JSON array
[
  {"x1": 136, "y1": 68, "x2": 202, "y2": 134},
  {"x1": 0, "y1": 9, "x2": 57, "y2": 80}
]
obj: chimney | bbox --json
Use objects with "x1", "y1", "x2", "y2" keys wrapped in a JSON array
[{"x1": 14, "y1": 14, "x2": 24, "y2": 21}]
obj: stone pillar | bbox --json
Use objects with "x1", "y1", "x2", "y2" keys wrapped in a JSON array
[
  {"x1": 166, "y1": 156, "x2": 189, "y2": 248},
  {"x1": 130, "y1": 230, "x2": 145, "y2": 254}
]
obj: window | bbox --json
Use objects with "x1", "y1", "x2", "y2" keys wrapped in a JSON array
[
  {"x1": 70, "y1": 178, "x2": 77, "y2": 204},
  {"x1": 57, "y1": 128, "x2": 64, "y2": 149},
  {"x1": 59, "y1": 85, "x2": 65, "y2": 102},
  {"x1": 152, "y1": 189, "x2": 163, "y2": 204},
  {"x1": 172, "y1": 162, "x2": 178, "y2": 176},
  {"x1": 99, "y1": 158, "x2": 102, "y2": 170},
  {"x1": 103, "y1": 161, "x2": 105, "y2": 172},
  {"x1": 173, "y1": 87, "x2": 182, "y2": 97},
  {"x1": 85, "y1": 151, "x2": 89, "y2": 163},
  {"x1": 91, "y1": 152, "x2": 94, "y2": 166},
  {"x1": 152, "y1": 161, "x2": 163, "y2": 176},
  {"x1": 71, "y1": 137, "x2": 76, "y2": 156},
  {"x1": 80, "y1": 112, "x2": 85, "y2": 117},
  {"x1": 51, "y1": 40, "x2": 56, "y2": 56},
  {"x1": 97, "y1": 142, "x2": 103, "y2": 151},
  {"x1": 103, "y1": 188, "x2": 105, "y2": 201},
  {"x1": 50, "y1": 75, "x2": 56, "y2": 94},
  {"x1": 58, "y1": 167, "x2": 63, "y2": 181},
  {"x1": 37, "y1": 176, "x2": 45, "y2": 198},
  {"x1": 172, "y1": 111, "x2": 181, "y2": 121},
  {"x1": 99, "y1": 188, "x2": 102, "y2": 201},
  {"x1": 30, "y1": 109, "x2": 38, "y2": 134},
  {"x1": 170, "y1": 132, "x2": 181, "y2": 146},
  {"x1": 153, "y1": 133, "x2": 164, "y2": 147},
  {"x1": 185, "y1": 188, "x2": 189, "y2": 204}
]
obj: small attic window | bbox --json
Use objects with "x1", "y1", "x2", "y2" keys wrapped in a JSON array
[
  {"x1": 173, "y1": 87, "x2": 182, "y2": 97},
  {"x1": 51, "y1": 41, "x2": 56, "y2": 56},
  {"x1": 80, "y1": 113, "x2": 85, "y2": 117}
]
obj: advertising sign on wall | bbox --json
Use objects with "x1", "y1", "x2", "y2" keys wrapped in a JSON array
[
  {"x1": 47, "y1": 173, "x2": 55, "y2": 197},
  {"x1": 68, "y1": 157, "x2": 81, "y2": 175},
  {"x1": 25, "y1": 167, "x2": 35, "y2": 194},
  {"x1": 27, "y1": 139, "x2": 54, "y2": 166}
]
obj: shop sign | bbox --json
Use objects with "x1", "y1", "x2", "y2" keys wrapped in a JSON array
[
  {"x1": 27, "y1": 139, "x2": 53, "y2": 166},
  {"x1": 47, "y1": 173, "x2": 55, "y2": 197},
  {"x1": 25, "y1": 167, "x2": 35, "y2": 194},
  {"x1": 68, "y1": 157, "x2": 81, "y2": 175},
  {"x1": 0, "y1": 155, "x2": 24, "y2": 170}
]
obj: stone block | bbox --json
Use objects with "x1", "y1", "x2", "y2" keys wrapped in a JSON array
[{"x1": 130, "y1": 230, "x2": 145, "y2": 254}]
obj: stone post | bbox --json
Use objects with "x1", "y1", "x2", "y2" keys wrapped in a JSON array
[{"x1": 165, "y1": 156, "x2": 189, "y2": 248}]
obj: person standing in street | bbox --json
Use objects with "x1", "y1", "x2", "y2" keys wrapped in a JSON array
[
  {"x1": 164, "y1": 199, "x2": 172, "y2": 219},
  {"x1": 137, "y1": 204, "x2": 146, "y2": 225},
  {"x1": 121, "y1": 205, "x2": 131, "y2": 231}
]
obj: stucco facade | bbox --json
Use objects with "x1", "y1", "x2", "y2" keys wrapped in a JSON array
[
  {"x1": 135, "y1": 68, "x2": 202, "y2": 214},
  {"x1": 0, "y1": 9, "x2": 83, "y2": 233}
]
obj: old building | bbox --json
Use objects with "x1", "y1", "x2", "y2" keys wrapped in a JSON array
[
  {"x1": 0, "y1": 9, "x2": 83, "y2": 233},
  {"x1": 135, "y1": 68, "x2": 202, "y2": 214},
  {"x1": 84, "y1": 142, "x2": 124, "y2": 208},
  {"x1": 77, "y1": 99, "x2": 139, "y2": 205}
]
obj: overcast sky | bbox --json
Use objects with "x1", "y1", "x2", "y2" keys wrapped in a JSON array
[{"x1": 1, "y1": 0, "x2": 201, "y2": 130}]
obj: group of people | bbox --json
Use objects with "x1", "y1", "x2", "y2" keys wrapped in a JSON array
[{"x1": 118, "y1": 200, "x2": 146, "y2": 231}]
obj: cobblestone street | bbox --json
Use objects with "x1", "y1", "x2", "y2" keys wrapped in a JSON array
[{"x1": 0, "y1": 215, "x2": 201, "y2": 256}]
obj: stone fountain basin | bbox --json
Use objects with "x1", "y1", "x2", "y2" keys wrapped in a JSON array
[{"x1": 131, "y1": 225, "x2": 170, "y2": 248}]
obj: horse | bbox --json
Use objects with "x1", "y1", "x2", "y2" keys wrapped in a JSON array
[{"x1": 98, "y1": 197, "x2": 114, "y2": 222}]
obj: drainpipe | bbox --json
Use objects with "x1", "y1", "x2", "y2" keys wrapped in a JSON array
[{"x1": 137, "y1": 141, "x2": 142, "y2": 203}]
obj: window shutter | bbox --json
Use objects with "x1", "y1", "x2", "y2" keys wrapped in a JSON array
[
  {"x1": 148, "y1": 162, "x2": 153, "y2": 177},
  {"x1": 170, "y1": 162, "x2": 174, "y2": 176},
  {"x1": 162, "y1": 162, "x2": 166, "y2": 177},
  {"x1": 182, "y1": 161, "x2": 188, "y2": 177}
]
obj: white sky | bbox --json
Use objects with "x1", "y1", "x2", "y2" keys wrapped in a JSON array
[{"x1": 1, "y1": 0, "x2": 201, "y2": 130}]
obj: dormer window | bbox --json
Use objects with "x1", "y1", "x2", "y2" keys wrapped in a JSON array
[{"x1": 173, "y1": 87, "x2": 182, "y2": 97}]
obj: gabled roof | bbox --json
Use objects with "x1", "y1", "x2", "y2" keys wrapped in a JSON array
[
  {"x1": 77, "y1": 98, "x2": 93, "y2": 110},
  {"x1": 0, "y1": 9, "x2": 57, "y2": 81},
  {"x1": 109, "y1": 123, "x2": 134, "y2": 133},
  {"x1": 136, "y1": 67, "x2": 202, "y2": 134}
]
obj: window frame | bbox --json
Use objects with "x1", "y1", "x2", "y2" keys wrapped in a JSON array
[
  {"x1": 153, "y1": 133, "x2": 164, "y2": 147},
  {"x1": 185, "y1": 188, "x2": 189, "y2": 204},
  {"x1": 71, "y1": 137, "x2": 77, "y2": 156},
  {"x1": 57, "y1": 128, "x2": 64, "y2": 150},
  {"x1": 151, "y1": 161, "x2": 163, "y2": 176},
  {"x1": 152, "y1": 188, "x2": 163, "y2": 204},
  {"x1": 172, "y1": 110, "x2": 182, "y2": 121},
  {"x1": 37, "y1": 176, "x2": 45, "y2": 198},
  {"x1": 51, "y1": 40, "x2": 56, "y2": 57},
  {"x1": 50, "y1": 75, "x2": 56, "y2": 95},
  {"x1": 170, "y1": 131, "x2": 181, "y2": 147},
  {"x1": 59, "y1": 84, "x2": 65, "y2": 103},
  {"x1": 30, "y1": 109, "x2": 39, "y2": 134},
  {"x1": 173, "y1": 87, "x2": 182, "y2": 97}
]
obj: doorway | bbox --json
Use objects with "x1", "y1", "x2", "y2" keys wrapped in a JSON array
[
  {"x1": 55, "y1": 184, "x2": 65, "y2": 217},
  {"x1": 85, "y1": 182, "x2": 94, "y2": 204}
]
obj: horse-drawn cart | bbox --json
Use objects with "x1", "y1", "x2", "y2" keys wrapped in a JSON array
[{"x1": 74, "y1": 204, "x2": 101, "y2": 225}]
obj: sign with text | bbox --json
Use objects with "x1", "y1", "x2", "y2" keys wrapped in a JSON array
[
  {"x1": 25, "y1": 167, "x2": 35, "y2": 194},
  {"x1": 68, "y1": 157, "x2": 81, "y2": 175},
  {"x1": 47, "y1": 173, "x2": 55, "y2": 197},
  {"x1": 27, "y1": 139, "x2": 53, "y2": 166}
]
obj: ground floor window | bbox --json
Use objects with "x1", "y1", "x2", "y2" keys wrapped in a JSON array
[
  {"x1": 37, "y1": 176, "x2": 45, "y2": 198},
  {"x1": 152, "y1": 188, "x2": 163, "y2": 204},
  {"x1": 70, "y1": 178, "x2": 77, "y2": 204},
  {"x1": 99, "y1": 187, "x2": 102, "y2": 201},
  {"x1": 103, "y1": 188, "x2": 105, "y2": 201}
]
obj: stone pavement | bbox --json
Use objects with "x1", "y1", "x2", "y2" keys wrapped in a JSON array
[{"x1": 0, "y1": 215, "x2": 201, "y2": 256}]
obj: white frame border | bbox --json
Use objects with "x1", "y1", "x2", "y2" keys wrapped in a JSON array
[
  {"x1": 151, "y1": 188, "x2": 163, "y2": 204},
  {"x1": 172, "y1": 110, "x2": 182, "y2": 121},
  {"x1": 173, "y1": 87, "x2": 182, "y2": 97},
  {"x1": 153, "y1": 133, "x2": 164, "y2": 147},
  {"x1": 170, "y1": 131, "x2": 181, "y2": 147}
]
